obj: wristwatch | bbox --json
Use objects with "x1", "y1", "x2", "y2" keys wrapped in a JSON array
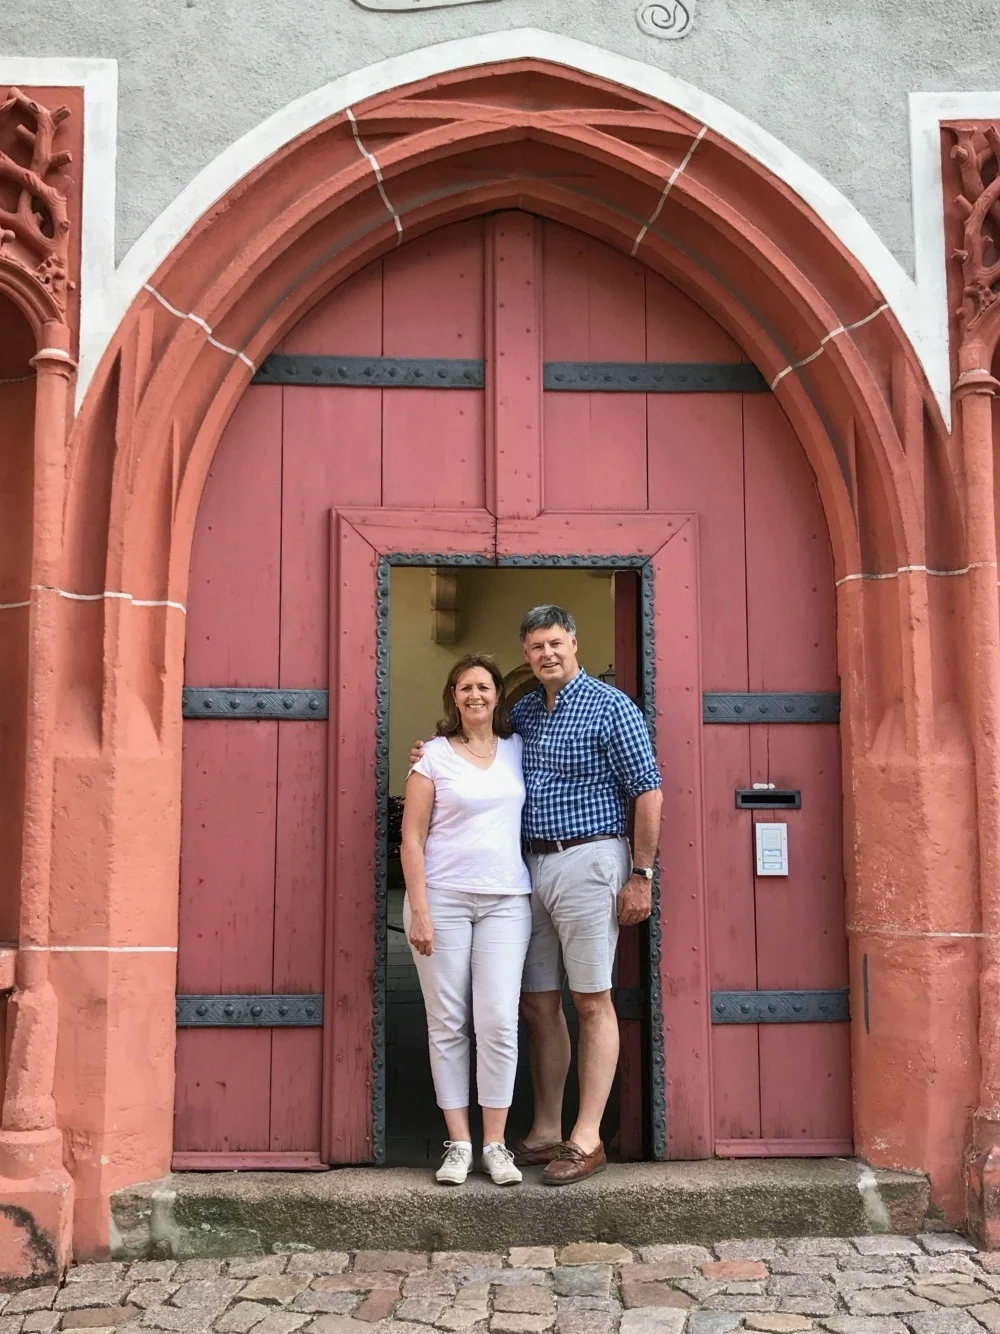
[{"x1": 631, "y1": 866, "x2": 654, "y2": 880}]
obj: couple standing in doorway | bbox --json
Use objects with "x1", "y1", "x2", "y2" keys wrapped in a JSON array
[{"x1": 401, "y1": 604, "x2": 663, "y2": 1187}]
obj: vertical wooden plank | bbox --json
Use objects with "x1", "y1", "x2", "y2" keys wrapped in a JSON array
[
  {"x1": 324, "y1": 515, "x2": 380, "y2": 1162},
  {"x1": 654, "y1": 519, "x2": 713, "y2": 1158},
  {"x1": 743, "y1": 394, "x2": 850, "y2": 1147},
  {"x1": 382, "y1": 220, "x2": 485, "y2": 508},
  {"x1": 486, "y1": 213, "x2": 544, "y2": 519},
  {"x1": 274, "y1": 264, "x2": 385, "y2": 1157},
  {"x1": 645, "y1": 290, "x2": 758, "y2": 1147},
  {"x1": 614, "y1": 571, "x2": 645, "y2": 1159},
  {"x1": 176, "y1": 385, "x2": 282, "y2": 1155},
  {"x1": 282, "y1": 260, "x2": 384, "y2": 678},
  {"x1": 542, "y1": 223, "x2": 648, "y2": 512},
  {"x1": 270, "y1": 714, "x2": 325, "y2": 1152}
]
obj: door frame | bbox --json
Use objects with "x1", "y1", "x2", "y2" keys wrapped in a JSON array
[{"x1": 323, "y1": 507, "x2": 707, "y2": 1165}]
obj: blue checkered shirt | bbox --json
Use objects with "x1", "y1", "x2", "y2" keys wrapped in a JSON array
[{"x1": 510, "y1": 670, "x2": 661, "y2": 841}]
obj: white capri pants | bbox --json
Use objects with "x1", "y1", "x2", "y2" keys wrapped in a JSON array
[{"x1": 403, "y1": 886, "x2": 532, "y2": 1109}]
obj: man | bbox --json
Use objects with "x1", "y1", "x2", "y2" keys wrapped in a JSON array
[
  {"x1": 508, "y1": 605, "x2": 662, "y2": 1184},
  {"x1": 410, "y1": 604, "x2": 662, "y2": 1184}
]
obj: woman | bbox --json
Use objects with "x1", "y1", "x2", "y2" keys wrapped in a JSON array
[{"x1": 401, "y1": 654, "x2": 532, "y2": 1186}]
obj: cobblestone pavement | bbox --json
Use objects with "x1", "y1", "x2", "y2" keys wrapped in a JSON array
[{"x1": 6, "y1": 1236, "x2": 1000, "y2": 1334}]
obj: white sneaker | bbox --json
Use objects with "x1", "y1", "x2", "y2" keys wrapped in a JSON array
[
  {"x1": 436, "y1": 1141, "x2": 473, "y2": 1185},
  {"x1": 482, "y1": 1142, "x2": 522, "y2": 1186}
]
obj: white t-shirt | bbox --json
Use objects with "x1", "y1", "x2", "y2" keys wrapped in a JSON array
[{"x1": 410, "y1": 734, "x2": 531, "y2": 895}]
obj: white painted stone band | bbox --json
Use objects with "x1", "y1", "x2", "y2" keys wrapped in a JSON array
[
  {"x1": 630, "y1": 123, "x2": 706, "y2": 256},
  {"x1": 144, "y1": 284, "x2": 256, "y2": 371},
  {"x1": 345, "y1": 106, "x2": 403, "y2": 242},
  {"x1": 19, "y1": 944, "x2": 178, "y2": 953},
  {"x1": 848, "y1": 925, "x2": 993, "y2": 939},
  {"x1": 770, "y1": 304, "x2": 889, "y2": 391},
  {"x1": 836, "y1": 560, "x2": 998, "y2": 587},
  {"x1": 0, "y1": 588, "x2": 187, "y2": 613}
]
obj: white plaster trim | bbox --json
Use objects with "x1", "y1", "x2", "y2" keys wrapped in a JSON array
[
  {"x1": 9, "y1": 43, "x2": 1000, "y2": 425},
  {"x1": 0, "y1": 373, "x2": 35, "y2": 385},
  {"x1": 345, "y1": 107, "x2": 403, "y2": 242},
  {"x1": 30, "y1": 347, "x2": 76, "y2": 366},
  {"x1": 144, "y1": 284, "x2": 256, "y2": 370},
  {"x1": 0, "y1": 599, "x2": 31, "y2": 610},
  {"x1": 630, "y1": 123, "x2": 706, "y2": 256},
  {"x1": 836, "y1": 560, "x2": 997, "y2": 587},
  {"x1": 770, "y1": 304, "x2": 889, "y2": 390},
  {"x1": 0, "y1": 58, "x2": 117, "y2": 409},
  {"x1": 28, "y1": 586, "x2": 187, "y2": 612},
  {"x1": 848, "y1": 925, "x2": 990, "y2": 938},
  {"x1": 19, "y1": 944, "x2": 178, "y2": 953}
]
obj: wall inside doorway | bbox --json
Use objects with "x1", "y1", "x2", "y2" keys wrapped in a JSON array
[{"x1": 388, "y1": 567, "x2": 616, "y2": 794}]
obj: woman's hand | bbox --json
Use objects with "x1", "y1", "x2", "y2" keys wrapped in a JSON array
[{"x1": 408, "y1": 905, "x2": 435, "y2": 956}]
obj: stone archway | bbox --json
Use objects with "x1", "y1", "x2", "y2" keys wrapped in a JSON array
[{"x1": 3, "y1": 57, "x2": 984, "y2": 1263}]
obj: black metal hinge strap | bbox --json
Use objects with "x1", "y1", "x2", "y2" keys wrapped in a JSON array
[
  {"x1": 703, "y1": 692, "x2": 840, "y2": 724},
  {"x1": 254, "y1": 356, "x2": 484, "y2": 388},
  {"x1": 544, "y1": 362, "x2": 770, "y2": 393},
  {"x1": 253, "y1": 356, "x2": 770, "y2": 394},
  {"x1": 711, "y1": 989, "x2": 849, "y2": 1024},
  {"x1": 176, "y1": 994, "x2": 324, "y2": 1027},
  {"x1": 182, "y1": 688, "x2": 329, "y2": 720}
]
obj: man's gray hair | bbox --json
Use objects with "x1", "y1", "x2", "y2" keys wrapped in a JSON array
[{"x1": 519, "y1": 604, "x2": 577, "y2": 642}]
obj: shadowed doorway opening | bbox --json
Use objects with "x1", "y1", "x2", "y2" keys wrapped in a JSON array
[{"x1": 385, "y1": 565, "x2": 646, "y2": 1168}]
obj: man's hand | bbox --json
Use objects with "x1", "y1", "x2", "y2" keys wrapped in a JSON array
[
  {"x1": 408, "y1": 739, "x2": 427, "y2": 768},
  {"x1": 617, "y1": 874, "x2": 653, "y2": 927}
]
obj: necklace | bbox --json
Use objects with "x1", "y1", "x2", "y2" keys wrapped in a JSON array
[{"x1": 460, "y1": 732, "x2": 497, "y2": 760}]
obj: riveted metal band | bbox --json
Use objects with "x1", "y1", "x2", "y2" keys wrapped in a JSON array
[
  {"x1": 544, "y1": 362, "x2": 769, "y2": 393},
  {"x1": 703, "y1": 692, "x2": 840, "y2": 723},
  {"x1": 254, "y1": 356, "x2": 484, "y2": 388},
  {"x1": 182, "y1": 688, "x2": 329, "y2": 719},
  {"x1": 711, "y1": 990, "x2": 849, "y2": 1024},
  {"x1": 176, "y1": 994, "x2": 324, "y2": 1026},
  {"x1": 253, "y1": 355, "x2": 770, "y2": 396}
]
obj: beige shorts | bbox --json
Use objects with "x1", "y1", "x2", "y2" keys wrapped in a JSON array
[{"x1": 521, "y1": 837, "x2": 631, "y2": 995}]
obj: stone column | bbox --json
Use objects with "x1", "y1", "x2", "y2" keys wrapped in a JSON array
[
  {"x1": 0, "y1": 326, "x2": 76, "y2": 1278},
  {"x1": 956, "y1": 345, "x2": 1000, "y2": 1247}
]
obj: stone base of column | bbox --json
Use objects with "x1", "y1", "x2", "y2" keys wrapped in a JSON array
[
  {"x1": 966, "y1": 1124, "x2": 1000, "y2": 1249},
  {"x1": 0, "y1": 1129, "x2": 74, "y2": 1282}
]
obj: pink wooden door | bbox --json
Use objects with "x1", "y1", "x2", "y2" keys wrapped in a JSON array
[
  {"x1": 535, "y1": 220, "x2": 850, "y2": 1156},
  {"x1": 177, "y1": 211, "x2": 848, "y2": 1164}
]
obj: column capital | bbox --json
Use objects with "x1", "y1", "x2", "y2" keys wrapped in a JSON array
[
  {"x1": 955, "y1": 365, "x2": 1000, "y2": 400},
  {"x1": 29, "y1": 346, "x2": 76, "y2": 375}
]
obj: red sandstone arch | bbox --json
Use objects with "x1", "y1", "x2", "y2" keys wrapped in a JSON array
[{"x1": 19, "y1": 60, "x2": 980, "y2": 1255}]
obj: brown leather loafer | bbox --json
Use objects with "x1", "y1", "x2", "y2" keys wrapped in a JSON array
[
  {"x1": 509, "y1": 1137, "x2": 565, "y2": 1167},
  {"x1": 541, "y1": 1140, "x2": 607, "y2": 1185}
]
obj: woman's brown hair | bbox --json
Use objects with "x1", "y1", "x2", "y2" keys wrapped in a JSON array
[{"x1": 435, "y1": 654, "x2": 513, "y2": 739}]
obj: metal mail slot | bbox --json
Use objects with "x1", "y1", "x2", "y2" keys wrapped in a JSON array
[{"x1": 735, "y1": 789, "x2": 802, "y2": 809}]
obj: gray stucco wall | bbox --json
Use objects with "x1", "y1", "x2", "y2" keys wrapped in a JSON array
[{"x1": 2, "y1": 0, "x2": 998, "y2": 271}]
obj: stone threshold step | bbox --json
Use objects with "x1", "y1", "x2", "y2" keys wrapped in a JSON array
[{"x1": 110, "y1": 1160, "x2": 930, "y2": 1261}]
